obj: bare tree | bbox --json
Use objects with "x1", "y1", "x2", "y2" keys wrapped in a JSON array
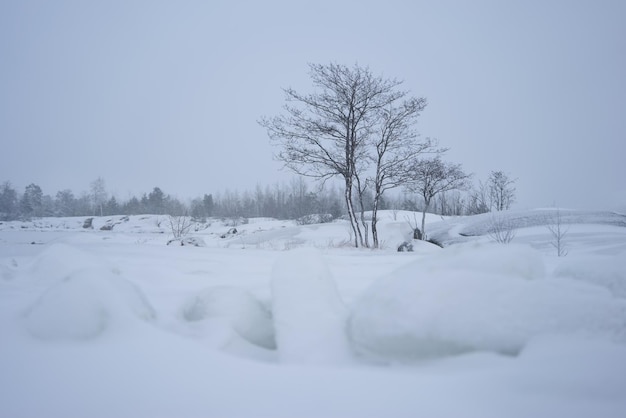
[
  {"x1": 90, "y1": 177, "x2": 107, "y2": 217},
  {"x1": 405, "y1": 157, "x2": 471, "y2": 240},
  {"x1": 466, "y1": 180, "x2": 490, "y2": 215},
  {"x1": 368, "y1": 99, "x2": 435, "y2": 248},
  {"x1": 488, "y1": 171, "x2": 516, "y2": 211},
  {"x1": 354, "y1": 171, "x2": 371, "y2": 248},
  {"x1": 260, "y1": 63, "x2": 406, "y2": 248},
  {"x1": 546, "y1": 208, "x2": 568, "y2": 256},
  {"x1": 168, "y1": 214, "x2": 193, "y2": 240}
]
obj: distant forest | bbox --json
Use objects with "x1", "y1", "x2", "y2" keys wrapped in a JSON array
[{"x1": 0, "y1": 176, "x2": 495, "y2": 223}]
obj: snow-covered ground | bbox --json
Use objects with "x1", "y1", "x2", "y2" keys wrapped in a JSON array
[{"x1": 1, "y1": 210, "x2": 625, "y2": 418}]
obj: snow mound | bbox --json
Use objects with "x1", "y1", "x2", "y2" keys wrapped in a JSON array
[
  {"x1": 421, "y1": 242, "x2": 546, "y2": 280},
  {"x1": 553, "y1": 255, "x2": 626, "y2": 298},
  {"x1": 29, "y1": 243, "x2": 120, "y2": 283},
  {"x1": 271, "y1": 248, "x2": 353, "y2": 365},
  {"x1": 428, "y1": 209, "x2": 626, "y2": 246},
  {"x1": 23, "y1": 268, "x2": 156, "y2": 340},
  {"x1": 349, "y1": 247, "x2": 626, "y2": 361},
  {"x1": 181, "y1": 286, "x2": 275, "y2": 349}
]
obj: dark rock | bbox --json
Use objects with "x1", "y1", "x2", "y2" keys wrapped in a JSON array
[
  {"x1": 221, "y1": 228, "x2": 238, "y2": 238},
  {"x1": 167, "y1": 237, "x2": 206, "y2": 247},
  {"x1": 397, "y1": 241, "x2": 414, "y2": 252}
]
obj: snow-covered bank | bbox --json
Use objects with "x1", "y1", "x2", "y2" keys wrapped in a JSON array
[{"x1": 1, "y1": 210, "x2": 626, "y2": 417}]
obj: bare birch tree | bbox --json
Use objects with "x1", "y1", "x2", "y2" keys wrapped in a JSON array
[
  {"x1": 90, "y1": 177, "x2": 107, "y2": 217},
  {"x1": 546, "y1": 208, "x2": 568, "y2": 256},
  {"x1": 405, "y1": 157, "x2": 471, "y2": 240},
  {"x1": 368, "y1": 99, "x2": 435, "y2": 247},
  {"x1": 260, "y1": 63, "x2": 405, "y2": 247}
]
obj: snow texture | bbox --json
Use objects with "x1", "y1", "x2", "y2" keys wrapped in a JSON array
[
  {"x1": 553, "y1": 255, "x2": 626, "y2": 298},
  {"x1": 349, "y1": 244, "x2": 626, "y2": 361},
  {"x1": 271, "y1": 248, "x2": 353, "y2": 365},
  {"x1": 28, "y1": 243, "x2": 120, "y2": 283},
  {"x1": 24, "y1": 267, "x2": 155, "y2": 340},
  {"x1": 181, "y1": 286, "x2": 275, "y2": 349},
  {"x1": 419, "y1": 242, "x2": 546, "y2": 280}
]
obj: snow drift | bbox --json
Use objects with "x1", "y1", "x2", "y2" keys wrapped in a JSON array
[
  {"x1": 271, "y1": 248, "x2": 353, "y2": 365},
  {"x1": 553, "y1": 255, "x2": 626, "y2": 298},
  {"x1": 349, "y1": 244, "x2": 626, "y2": 361},
  {"x1": 23, "y1": 267, "x2": 156, "y2": 340},
  {"x1": 181, "y1": 286, "x2": 276, "y2": 349}
]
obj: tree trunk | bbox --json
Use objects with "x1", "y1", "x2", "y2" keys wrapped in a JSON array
[
  {"x1": 344, "y1": 177, "x2": 362, "y2": 248},
  {"x1": 421, "y1": 200, "x2": 430, "y2": 241},
  {"x1": 371, "y1": 192, "x2": 380, "y2": 248},
  {"x1": 355, "y1": 175, "x2": 369, "y2": 248},
  {"x1": 360, "y1": 209, "x2": 369, "y2": 248}
]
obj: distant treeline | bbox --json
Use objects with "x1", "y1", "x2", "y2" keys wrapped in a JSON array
[{"x1": 0, "y1": 176, "x2": 494, "y2": 222}]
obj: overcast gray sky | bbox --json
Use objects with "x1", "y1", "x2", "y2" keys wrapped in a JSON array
[{"x1": 1, "y1": 0, "x2": 625, "y2": 210}]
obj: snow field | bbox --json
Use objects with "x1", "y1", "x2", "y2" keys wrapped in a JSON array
[{"x1": 1, "y1": 211, "x2": 626, "y2": 417}]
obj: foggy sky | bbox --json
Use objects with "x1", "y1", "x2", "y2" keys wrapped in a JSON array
[{"x1": 1, "y1": 0, "x2": 625, "y2": 210}]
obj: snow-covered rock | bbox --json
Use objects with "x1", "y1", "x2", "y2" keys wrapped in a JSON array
[
  {"x1": 349, "y1": 244, "x2": 626, "y2": 362},
  {"x1": 181, "y1": 286, "x2": 275, "y2": 349},
  {"x1": 23, "y1": 267, "x2": 156, "y2": 340},
  {"x1": 167, "y1": 236, "x2": 207, "y2": 247},
  {"x1": 271, "y1": 248, "x2": 353, "y2": 365}
]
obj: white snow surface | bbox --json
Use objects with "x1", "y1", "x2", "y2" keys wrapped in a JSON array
[
  {"x1": 1, "y1": 210, "x2": 626, "y2": 417},
  {"x1": 349, "y1": 243, "x2": 626, "y2": 360},
  {"x1": 271, "y1": 248, "x2": 353, "y2": 365},
  {"x1": 181, "y1": 285, "x2": 276, "y2": 350}
]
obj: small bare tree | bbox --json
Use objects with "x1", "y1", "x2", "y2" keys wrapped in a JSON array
[
  {"x1": 405, "y1": 157, "x2": 471, "y2": 240},
  {"x1": 168, "y1": 214, "x2": 193, "y2": 240},
  {"x1": 488, "y1": 171, "x2": 516, "y2": 211},
  {"x1": 90, "y1": 177, "x2": 107, "y2": 217},
  {"x1": 466, "y1": 180, "x2": 490, "y2": 215},
  {"x1": 488, "y1": 213, "x2": 516, "y2": 244},
  {"x1": 546, "y1": 208, "x2": 568, "y2": 256},
  {"x1": 368, "y1": 99, "x2": 435, "y2": 248}
]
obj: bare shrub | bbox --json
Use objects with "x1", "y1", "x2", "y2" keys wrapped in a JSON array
[
  {"x1": 296, "y1": 213, "x2": 334, "y2": 225},
  {"x1": 546, "y1": 208, "x2": 568, "y2": 257},
  {"x1": 168, "y1": 215, "x2": 193, "y2": 239},
  {"x1": 488, "y1": 214, "x2": 516, "y2": 244}
]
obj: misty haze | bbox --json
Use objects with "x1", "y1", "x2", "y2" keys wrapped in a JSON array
[{"x1": 1, "y1": 1, "x2": 626, "y2": 417}]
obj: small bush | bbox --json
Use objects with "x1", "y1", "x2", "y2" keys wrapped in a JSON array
[
  {"x1": 168, "y1": 215, "x2": 193, "y2": 239},
  {"x1": 488, "y1": 214, "x2": 516, "y2": 244}
]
